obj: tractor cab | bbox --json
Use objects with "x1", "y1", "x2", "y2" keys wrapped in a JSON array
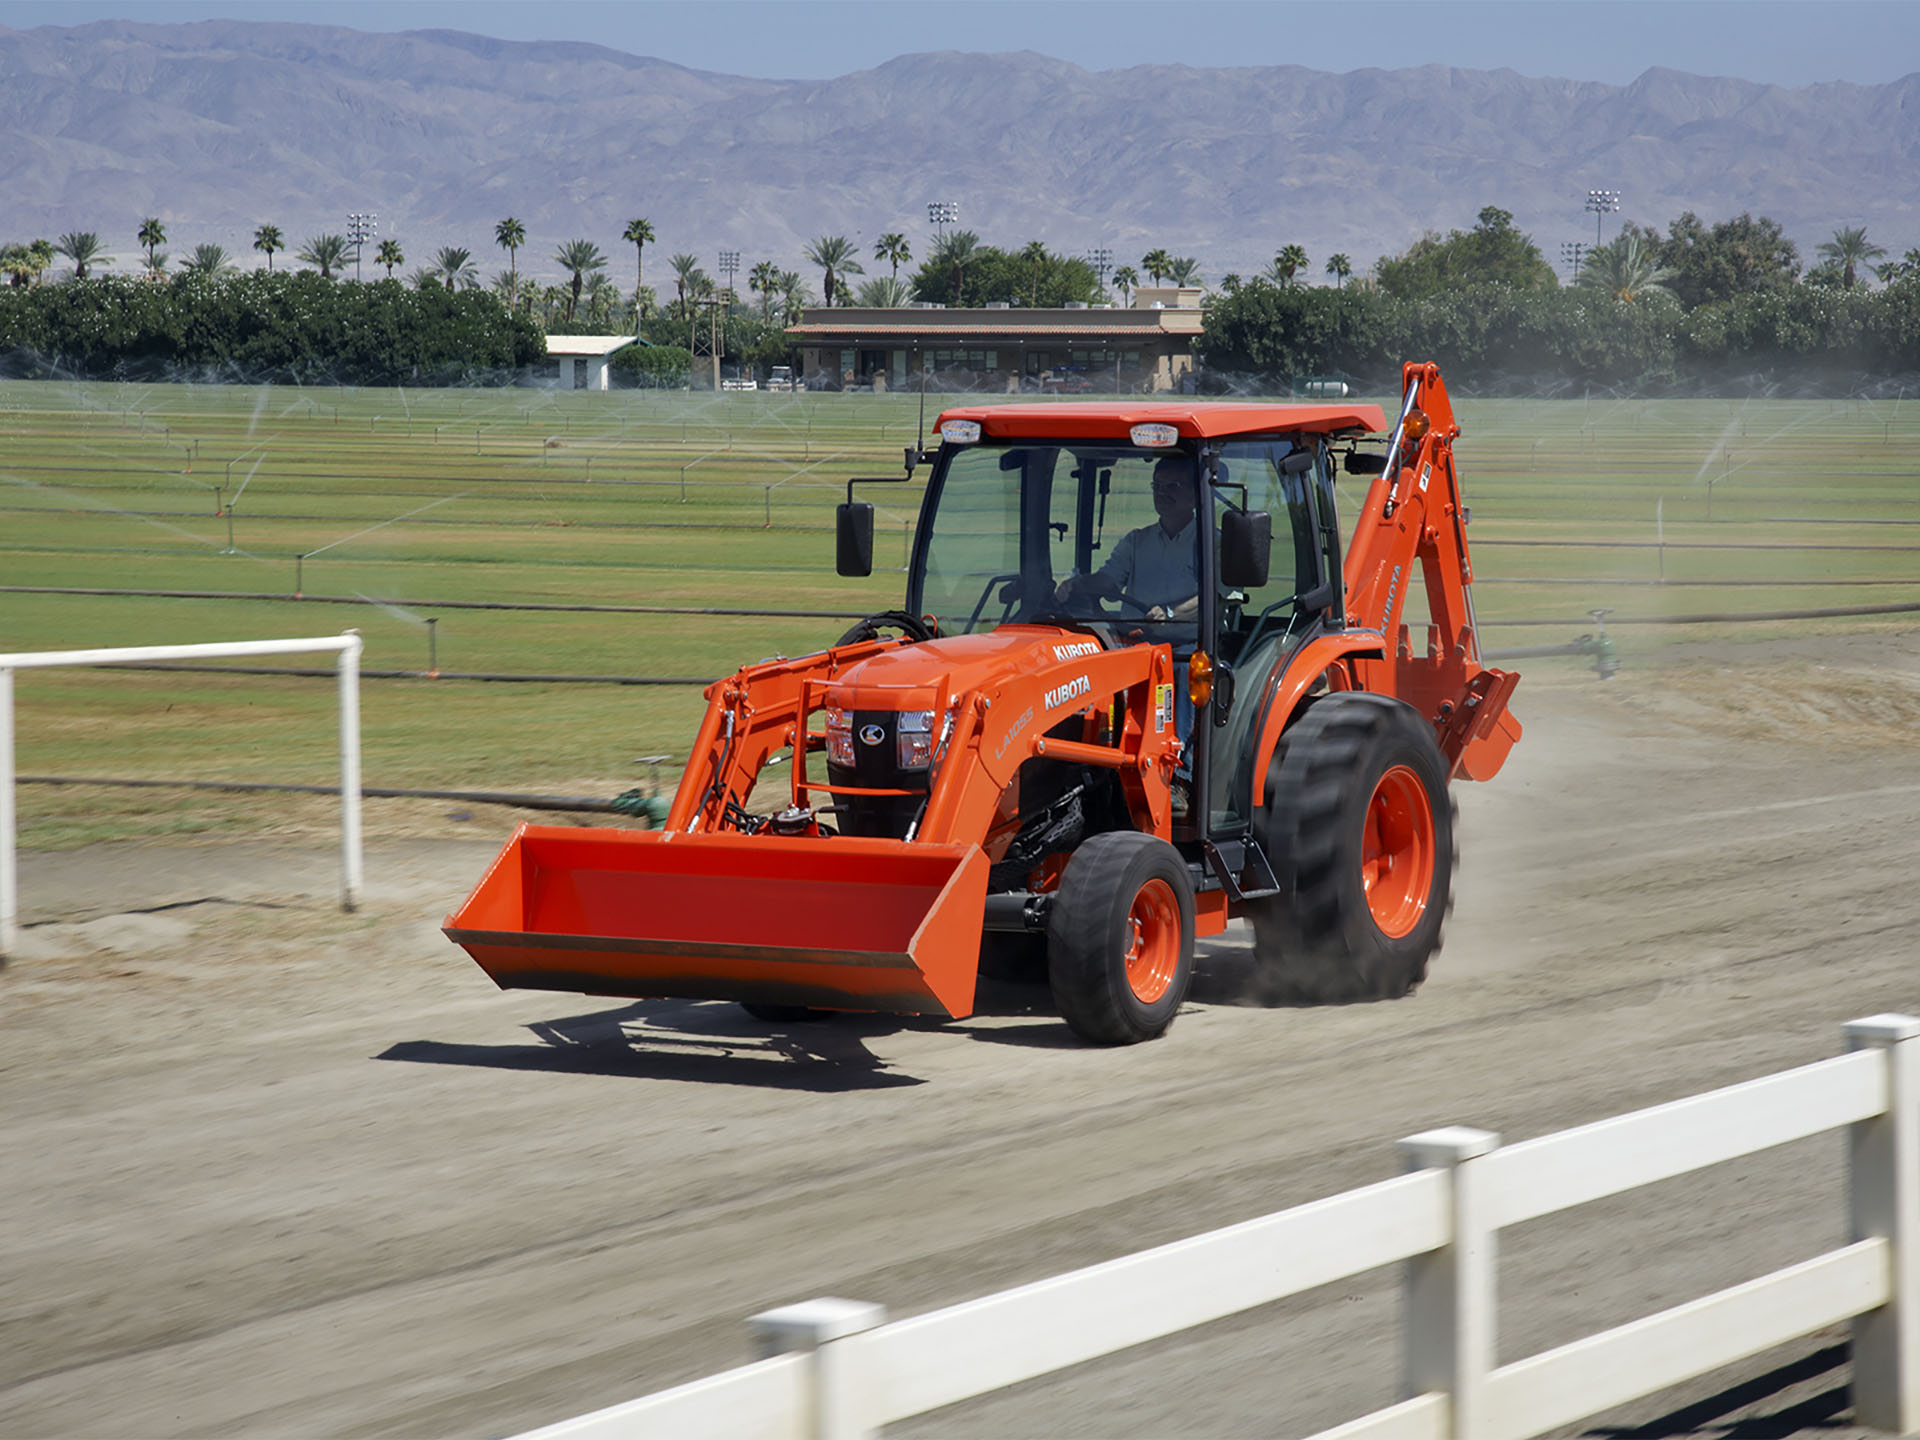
[{"x1": 837, "y1": 402, "x2": 1386, "y2": 845}]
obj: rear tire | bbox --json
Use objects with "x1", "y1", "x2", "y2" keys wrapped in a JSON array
[
  {"x1": 1249, "y1": 692, "x2": 1454, "y2": 1003},
  {"x1": 1047, "y1": 832, "x2": 1195, "y2": 1044}
]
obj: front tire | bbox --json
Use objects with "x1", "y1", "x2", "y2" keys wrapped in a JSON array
[
  {"x1": 1250, "y1": 692, "x2": 1454, "y2": 1003},
  {"x1": 1047, "y1": 832, "x2": 1195, "y2": 1044}
]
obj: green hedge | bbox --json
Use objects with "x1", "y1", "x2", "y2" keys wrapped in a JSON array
[{"x1": 0, "y1": 272, "x2": 545, "y2": 384}]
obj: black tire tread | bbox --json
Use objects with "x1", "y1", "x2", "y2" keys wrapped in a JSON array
[
  {"x1": 1250, "y1": 692, "x2": 1456, "y2": 1004},
  {"x1": 1047, "y1": 831, "x2": 1195, "y2": 1045}
]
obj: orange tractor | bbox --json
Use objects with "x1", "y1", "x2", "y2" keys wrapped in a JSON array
[{"x1": 445, "y1": 362, "x2": 1521, "y2": 1044}]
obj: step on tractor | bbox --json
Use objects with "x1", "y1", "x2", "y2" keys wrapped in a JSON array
[{"x1": 445, "y1": 362, "x2": 1523, "y2": 1044}]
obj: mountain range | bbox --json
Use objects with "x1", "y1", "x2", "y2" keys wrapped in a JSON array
[{"x1": 1, "y1": 19, "x2": 1914, "y2": 291}]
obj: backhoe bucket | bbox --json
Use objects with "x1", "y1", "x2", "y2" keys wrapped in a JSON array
[{"x1": 443, "y1": 826, "x2": 991, "y2": 1018}]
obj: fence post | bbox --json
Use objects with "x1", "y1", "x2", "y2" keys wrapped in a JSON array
[
  {"x1": 336, "y1": 632, "x2": 364, "y2": 913},
  {"x1": 0, "y1": 666, "x2": 14, "y2": 959},
  {"x1": 749, "y1": 1297, "x2": 886, "y2": 1440},
  {"x1": 1397, "y1": 1126, "x2": 1499, "y2": 1439},
  {"x1": 1846, "y1": 1013, "x2": 1920, "y2": 1432}
]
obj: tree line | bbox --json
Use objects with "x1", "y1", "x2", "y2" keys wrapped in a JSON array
[{"x1": 1199, "y1": 209, "x2": 1920, "y2": 393}]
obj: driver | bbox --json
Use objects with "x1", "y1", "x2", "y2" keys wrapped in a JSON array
[{"x1": 1053, "y1": 455, "x2": 1199, "y2": 621}]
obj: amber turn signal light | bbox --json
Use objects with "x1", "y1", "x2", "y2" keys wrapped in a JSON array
[
  {"x1": 1188, "y1": 651, "x2": 1213, "y2": 708},
  {"x1": 1401, "y1": 408, "x2": 1431, "y2": 444}
]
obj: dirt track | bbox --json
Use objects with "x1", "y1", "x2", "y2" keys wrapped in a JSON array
[{"x1": 5, "y1": 638, "x2": 1920, "y2": 1438}]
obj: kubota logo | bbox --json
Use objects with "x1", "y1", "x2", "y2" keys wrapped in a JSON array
[
  {"x1": 1044, "y1": 674, "x2": 1092, "y2": 710},
  {"x1": 1051, "y1": 641, "x2": 1099, "y2": 660},
  {"x1": 858, "y1": 724, "x2": 886, "y2": 745}
]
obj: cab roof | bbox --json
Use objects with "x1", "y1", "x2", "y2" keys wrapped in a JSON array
[{"x1": 932, "y1": 400, "x2": 1389, "y2": 442}]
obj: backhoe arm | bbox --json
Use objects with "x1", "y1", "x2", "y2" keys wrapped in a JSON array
[{"x1": 1340, "y1": 362, "x2": 1521, "y2": 781}]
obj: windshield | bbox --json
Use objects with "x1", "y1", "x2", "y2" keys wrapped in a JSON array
[{"x1": 915, "y1": 443, "x2": 1199, "y2": 638}]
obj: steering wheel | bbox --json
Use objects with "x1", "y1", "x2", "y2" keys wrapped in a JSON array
[
  {"x1": 1097, "y1": 590, "x2": 1157, "y2": 618},
  {"x1": 834, "y1": 609, "x2": 938, "y2": 647}
]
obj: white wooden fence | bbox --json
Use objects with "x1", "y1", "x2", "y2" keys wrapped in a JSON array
[
  {"x1": 518, "y1": 1014, "x2": 1920, "y2": 1440},
  {"x1": 0, "y1": 633, "x2": 365, "y2": 957}
]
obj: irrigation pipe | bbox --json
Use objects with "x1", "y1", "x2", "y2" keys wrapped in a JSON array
[
  {"x1": 0, "y1": 586, "x2": 871, "y2": 620},
  {"x1": 16, "y1": 775, "x2": 622, "y2": 813}
]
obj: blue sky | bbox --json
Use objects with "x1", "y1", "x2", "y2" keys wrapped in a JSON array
[{"x1": 2, "y1": 0, "x2": 1917, "y2": 86}]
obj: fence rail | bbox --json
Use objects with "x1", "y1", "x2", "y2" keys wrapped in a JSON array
[{"x1": 518, "y1": 1015, "x2": 1920, "y2": 1440}]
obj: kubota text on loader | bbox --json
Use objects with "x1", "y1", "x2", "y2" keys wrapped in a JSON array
[{"x1": 445, "y1": 362, "x2": 1521, "y2": 1044}]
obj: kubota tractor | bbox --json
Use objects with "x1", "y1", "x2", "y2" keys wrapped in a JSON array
[{"x1": 444, "y1": 362, "x2": 1521, "y2": 1044}]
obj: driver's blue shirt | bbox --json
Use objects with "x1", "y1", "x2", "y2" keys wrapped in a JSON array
[{"x1": 1096, "y1": 516, "x2": 1199, "y2": 610}]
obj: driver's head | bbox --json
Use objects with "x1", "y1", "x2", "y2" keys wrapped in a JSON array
[{"x1": 1150, "y1": 455, "x2": 1197, "y2": 533}]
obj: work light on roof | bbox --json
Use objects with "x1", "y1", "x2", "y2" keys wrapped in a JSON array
[
  {"x1": 1130, "y1": 423, "x2": 1179, "y2": 448},
  {"x1": 939, "y1": 419, "x2": 982, "y2": 445}
]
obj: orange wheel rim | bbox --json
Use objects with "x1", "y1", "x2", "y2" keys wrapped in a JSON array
[
  {"x1": 1124, "y1": 878, "x2": 1181, "y2": 1004},
  {"x1": 1362, "y1": 765, "x2": 1435, "y2": 939}
]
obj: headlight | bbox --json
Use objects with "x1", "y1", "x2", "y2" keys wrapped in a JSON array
[
  {"x1": 826, "y1": 706, "x2": 854, "y2": 767},
  {"x1": 896, "y1": 709, "x2": 935, "y2": 770}
]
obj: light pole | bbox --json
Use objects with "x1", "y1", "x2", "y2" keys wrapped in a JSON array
[
  {"x1": 1560, "y1": 241, "x2": 1589, "y2": 280},
  {"x1": 715, "y1": 251, "x2": 740, "y2": 388},
  {"x1": 1088, "y1": 247, "x2": 1113, "y2": 286},
  {"x1": 1585, "y1": 190, "x2": 1620, "y2": 247},
  {"x1": 927, "y1": 200, "x2": 959, "y2": 238},
  {"x1": 346, "y1": 212, "x2": 377, "y2": 282}
]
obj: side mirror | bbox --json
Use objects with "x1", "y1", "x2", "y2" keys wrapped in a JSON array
[
  {"x1": 836, "y1": 501, "x2": 875, "y2": 576},
  {"x1": 1346, "y1": 451, "x2": 1388, "y2": 475},
  {"x1": 1219, "y1": 508, "x2": 1272, "y2": 590}
]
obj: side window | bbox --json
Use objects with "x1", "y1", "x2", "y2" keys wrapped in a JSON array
[
  {"x1": 1215, "y1": 439, "x2": 1318, "y2": 621},
  {"x1": 918, "y1": 446, "x2": 1027, "y2": 633}
]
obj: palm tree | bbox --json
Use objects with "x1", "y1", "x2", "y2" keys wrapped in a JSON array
[
  {"x1": 1219, "y1": 273, "x2": 1243, "y2": 294},
  {"x1": 55, "y1": 232, "x2": 111, "y2": 279},
  {"x1": 179, "y1": 243, "x2": 235, "y2": 278},
  {"x1": 1019, "y1": 239, "x2": 1049, "y2": 305},
  {"x1": 777, "y1": 269, "x2": 809, "y2": 322},
  {"x1": 553, "y1": 238, "x2": 608, "y2": 324},
  {"x1": 137, "y1": 218, "x2": 166, "y2": 272},
  {"x1": 1166, "y1": 256, "x2": 1202, "y2": 287},
  {"x1": 1878, "y1": 249, "x2": 1920, "y2": 284},
  {"x1": 1111, "y1": 265, "x2": 1137, "y2": 305},
  {"x1": 1266, "y1": 244, "x2": 1309, "y2": 286},
  {"x1": 297, "y1": 233, "x2": 348, "y2": 280},
  {"x1": 375, "y1": 239, "x2": 404, "y2": 278},
  {"x1": 1817, "y1": 225, "x2": 1887, "y2": 290},
  {"x1": 621, "y1": 217, "x2": 654, "y2": 314},
  {"x1": 433, "y1": 246, "x2": 479, "y2": 289},
  {"x1": 253, "y1": 224, "x2": 283, "y2": 272},
  {"x1": 874, "y1": 231, "x2": 910, "y2": 279},
  {"x1": 1, "y1": 243, "x2": 52, "y2": 287},
  {"x1": 854, "y1": 275, "x2": 911, "y2": 307},
  {"x1": 1325, "y1": 253, "x2": 1353, "y2": 289},
  {"x1": 494, "y1": 217, "x2": 526, "y2": 289},
  {"x1": 1140, "y1": 248, "x2": 1172, "y2": 287},
  {"x1": 804, "y1": 235, "x2": 863, "y2": 307},
  {"x1": 668, "y1": 252, "x2": 702, "y2": 313},
  {"x1": 1576, "y1": 231, "x2": 1676, "y2": 303},
  {"x1": 748, "y1": 259, "x2": 780, "y2": 319},
  {"x1": 931, "y1": 229, "x2": 980, "y2": 307}
]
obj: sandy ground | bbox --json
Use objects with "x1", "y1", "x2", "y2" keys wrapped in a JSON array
[{"x1": 5, "y1": 636, "x2": 1920, "y2": 1438}]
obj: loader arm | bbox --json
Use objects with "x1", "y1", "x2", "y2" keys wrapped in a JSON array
[{"x1": 1339, "y1": 362, "x2": 1521, "y2": 781}]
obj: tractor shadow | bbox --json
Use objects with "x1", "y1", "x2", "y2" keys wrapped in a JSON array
[{"x1": 379, "y1": 998, "x2": 930, "y2": 1091}]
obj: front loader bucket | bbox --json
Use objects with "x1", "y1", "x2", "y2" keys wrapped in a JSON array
[{"x1": 443, "y1": 826, "x2": 990, "y2": 1018}]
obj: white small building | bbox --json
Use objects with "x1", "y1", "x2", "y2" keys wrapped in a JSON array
[{"x1": 545, "y1": 334, "x2": 638, "y2": 391}]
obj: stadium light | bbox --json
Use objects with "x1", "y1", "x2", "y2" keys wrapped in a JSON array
[
  {"x1": 1585, "y1": 190, "x2": 1620, "y2": 246},
  {"x1": 346, "y1": 212, "x2": 377, "y2": 282}
]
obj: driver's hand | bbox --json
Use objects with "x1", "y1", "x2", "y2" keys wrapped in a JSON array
[{"x1": 1146, "y1": 604, "x2": 1169, "y2": 621}]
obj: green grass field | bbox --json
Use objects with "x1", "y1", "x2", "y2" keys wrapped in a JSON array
[{"x1": 4, "y1": 378, "x2": 1918, "y2": 846}]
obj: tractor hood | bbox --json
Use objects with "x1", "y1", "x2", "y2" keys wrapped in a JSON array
[{"x1": 823, "y1": 626, "x2": 1105, "y2": 710}]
